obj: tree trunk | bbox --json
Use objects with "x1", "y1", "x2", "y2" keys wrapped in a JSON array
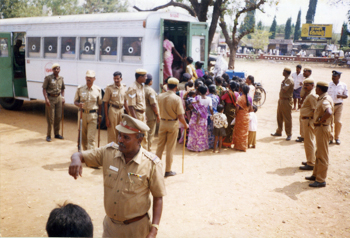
[
  {"x1": 228, "y1": 44, "x2": 238, "y2": 70},
  {"x1": 208, "y1": 0, "x2": 222, "y2": 55}
]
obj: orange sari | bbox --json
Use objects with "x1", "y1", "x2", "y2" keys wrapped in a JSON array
[{"x1": 233, "y1": 95, "x2": 251, "y2": 152}]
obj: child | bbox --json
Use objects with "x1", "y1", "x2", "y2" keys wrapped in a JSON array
[
  {"x1": 185, "y1": 56, "x2": 198, "y2": 81},
  {"x1": 211, "y1": 104, "x2": 228, "y2": 153},
  {"x1": 215, "y1": 76, "x2": 225, "y2": 97},
  {"x1": 185, "y1": 80, "x2": 195, "y2": 92},
  {"x1": 195, "y1": 61, "x2": 204, "y2": 78},
  {"x1": 248, "y1": 105, "x2": 258, "y2": 148}
]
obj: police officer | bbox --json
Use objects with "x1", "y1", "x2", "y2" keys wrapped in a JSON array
[
  {"x1": 42, "y1": 63, "x2": 65, "y2": 142},
  {"x1": 156, "y1": 77, "x2": 188, "y2": 177},
  {"x1": 74, "y1": 70, "x2": 102, "y2": 150},
  {"x1": 328, "y1": 70, "x2": 348, "y2": 145},
  {"x1": 144, "y1": 73, "x2": 160, "y2": 151},
  {"x1": 271, "y1": 67, "x2": 294, "y2": 141},
  {"x1": 69, "y1": 114, "x2": 166, "y2": 238},
  {"x1": 305, "y1": 81, "x2": 333, "y2": 188},
  {"x1": 103, "y1": 71, "x2": 129, "y2": 143},
  {"x1": 299, "y1": 79, "x2": 318, "y2": 170}
]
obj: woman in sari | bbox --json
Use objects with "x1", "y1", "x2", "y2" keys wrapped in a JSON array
[
  {"x1": 207, "y1": 85, "x2": 220, "y2": 149},
  {"x1": 187, "y1": 85, "x2": 213, "y2": 152},
  {"x1": 233, "y1": 84, "x2": 253, "y2": 152},
  {"x1": 163, "y1": 32, "x2": 182, "y2": 80},
  {"x1": 221, "y1": 81, "x2": 240, "y2": 147}
]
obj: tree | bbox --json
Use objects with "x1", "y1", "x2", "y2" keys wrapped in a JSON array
[
  {"x1": 306, "y1": 0, "x2": 318, "y2": 23},
  {"x1": 269, "y1": 16, "x2": 277, "y2": 39},
  {"x1": 294, "y1": 9, "x2": 301, "y2": 41},
  {"x1": 285, "y1": 17, "x2": 292, "y2": 39},
  {"x1": 249, "y1": 29, "x2": 271, "y2": 50},
  {"x1": 83, "y1": 0, "x2": 128, "y2": 14},
  {"x1": 257, "y1": 20, "x2": 263, "y2": 30},
  {"x1": 340, "y1": 22, "x2": 348, "y2": 47},
  {"x1": 238, "y1": 0, "x2": 256, "y2": 39}
]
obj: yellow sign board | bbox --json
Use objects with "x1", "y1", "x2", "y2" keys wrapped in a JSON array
[{"x1": 301, "y1": 24, "x2": 332, "y2": 39}]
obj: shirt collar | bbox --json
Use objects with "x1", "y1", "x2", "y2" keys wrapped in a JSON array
[
  {"x1": 318, "y1": 92, "x2": 327, "y2": 100},
  {"x1": 115, "y1": 146, "x2": 143, "y2": 165},
  {"x1": 135, "y1": 81, "x2": 144, "y2": 89},
  {"x1": 84, "y1": 85, "x2": 93, "y2": 91}
]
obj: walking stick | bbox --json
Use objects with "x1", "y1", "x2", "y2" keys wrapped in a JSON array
[
  {"x1": 98, "y1": 118, "x2": 101, "y2": 148},
  {"x1": 77, "y1": 109, "x2": 83, "y2": 152},
  {"x1": 61, "y1": 105, "x2": 64, "y2": 137},
  {"x1": 182, "y1": 129, "x2": 187, "y2": 173}
]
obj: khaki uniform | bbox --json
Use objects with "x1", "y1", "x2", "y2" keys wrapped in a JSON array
[
  {"x1": 156, "y1": 91, "x2": 185, "y2": 172},
  {"x1": 42, "y1": 74, "x2": 65, "y2": 137},
  {"x1": 82, "y1": 143, "x2": 166, "y2": 238},
  {"x1": 103, "y1": 84, "x2": 126, "y2": 143},
  {"x1": 299, "y1": 76, "x2": 313, "y2": 138},
  {"x1": 74, "y1": 85, "x2": 102, "y2": 150},
  {"x1": 312, "y1": 93, "x2": 333, "y2": 183},
  {"x1": 145, "y1": 85, "x2": 159, "y2": 151},
  {"x1": 276, "y1": 76, "x2": 294, "y2": 136},
  {"x1": 300, "y1": 91, "x2": 318, "y2": 166}
]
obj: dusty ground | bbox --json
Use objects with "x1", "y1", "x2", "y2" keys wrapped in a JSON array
[{"x1": 1, "y1": 60, "x2": 350, "y2": 237}]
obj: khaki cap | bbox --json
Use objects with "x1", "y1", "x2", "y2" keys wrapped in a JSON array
[
  {"x1": 304, "y1": 79, "x2": 314, "y2": 84},
  {"x1": 52, "y1": 63, "x2": 60, "y2": 69},
  {"x1": 116, "y1": 114, "x2": 150, "y2": 134},
  {"x1": 136, "y1": 69, "x2": 147, "y2": 75},
  {"x1": 284, "y1": 67, "x2": 292, "y2": 72},
  {"x1": 168, "y1": 77, "x2": 179, "y2": 85},
  {"x1": 317, "y1": 81, "x2": 328, "y2": 87},
  {"x1": 86, "y1": 70, "x2": 96, "y2": 77},
  {"x1": 304, "y1": 67, "x2": 312, "y2": 71}
]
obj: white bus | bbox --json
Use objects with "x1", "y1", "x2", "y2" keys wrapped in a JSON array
[{"x1": 0, "y1": 11, "x2": 208, "y2": 110}]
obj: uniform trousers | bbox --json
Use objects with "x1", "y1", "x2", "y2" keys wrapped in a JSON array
[
  {"x1": 276, "y1": 99, "x2": 292, "y2": 136},
  {"x1": 299, "y1": 115, "x2": 304, "y2": 138},
  {"x1": 79, "y1": 112, "x2": 97, "y2": 150},
  {"x1": 146, "y1": 119, "x2": 157, "y2": 152},
  {"x1": 330, "y1": 103, "x2": 343, "y2": 140},
  {"x1": 102, "y1": 215, "x2": 150, "y2": 238},
  {"x1": 107, "y1": 107, "x2": 123, "y2": 143},
  {"x1": 156, "y1": 120, "x2": 178, "y2": 172},
  {"x1": 135, "y1": 111, "x2": 148, "y2": 149},
  {"x1": 301, "y1": 119, "x2": 315, "y2": 166},
  {"x1": 312, "y1": 125, "x2": 331, "y2": 183},
  {"x1": 45, "y1": 95, "x2": 62, "y2": 137}
]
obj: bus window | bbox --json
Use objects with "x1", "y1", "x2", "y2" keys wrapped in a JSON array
[
  {"x1": 100, "y1": 37, "x2": 117, "y2": 61},
  {"x1": 61, "y1": 37, "x2": 76, "y2": 59},
  {"x1": 44, "y1": 37, "x2": 57, "y2": 58},
  {"x1": 0, "y1": 38, "x2": 9, "y2": 57},
  {"x1": 122, "y1": 37, "x2": 142, "y2": 63},
  {"x1": 28, "y1": 37, "x2": 41, "y2": 58},
  {"x1": 80, "y1": 37, "x2": 96, "y2": 61}
]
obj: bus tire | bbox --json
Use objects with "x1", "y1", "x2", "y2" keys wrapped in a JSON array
[{"x1": 0, "y1": 98, "x2": 24, "y2": 110}]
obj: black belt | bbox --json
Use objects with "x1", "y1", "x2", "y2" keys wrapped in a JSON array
[
  {"x1": 111, "y1": 104, "x2": 123, "y2": 109},
  {"x1": 48, "y1": 93, "x2": 60, "y2": 97},
  {"x1": 161, "y1": 118, "x2": 177, "y2": 121},
  {"x1": 80, "y1": 109, "x2": 97, "y2": 114},
  {"x1": 334, "y1": 103, "x2": 343, "y2": 106},
  {"x1": 301, "y1": 116, "x2": 313, "y2": 119},
  {"x1": 135, "y1": 109, "x2": 145, "y2": 113},
  {"x1": 314, "y1": 124, "x2": 329, "y2": 127}
]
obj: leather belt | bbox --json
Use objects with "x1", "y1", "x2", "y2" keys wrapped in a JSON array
[
  {"x1": 135, "y1": 109, "x2": 145, "y2": 113},
  {"x1": 123, "y1": 213, "x2": 147, "y2": 225},
  {"x1": 48, "y1": 93, "x2": 60, "y2": 97},
  {"x1": 80, "y1": 109, "x2": 97, "y2": 114},
  {"x1": 301, "y1": 116, "x2": 313, "y2": 119},
  {"x1": 111, "y1": 104, "x2": 123, "y2": 109},
  {"x1": 314, "y1": 124, "x2": 329, "y2": 127},
  {"x1": 161, "y1": 118, "x2": 177, "y2": 121},
  {"x1": 280, "y1": 98, "x2": 291, "y2": 100},
  {"x1": 334, "y1": 103, "x2": 343, "y2": 106}
]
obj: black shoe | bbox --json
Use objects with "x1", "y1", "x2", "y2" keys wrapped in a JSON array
[
  {"x1": 309, "y1": 181, "x2": 326, "y2": 187},
  {"x1": 335, "y1": 139, "x2": 341, "y2": 145},
  {"x1": 286, "y1": 136, "x2": 292, "y2": 141},
  {"x1": 296, "y1": 137, "x2": 304, "y2": 142},
  {"x1": 301, "y1": 161, "x2": 307, "y2": 166},
  {"x1": 46, "y1": 136, "x2": 51, "y2": 142},
  {"x1": 297, "y1": 136, "x2": 302, "y2": 139},
  {"x1": 55, "y1": 134, "x2": 64, "y2": 139},
  {"x1": 165, "y1": 171, "x2": 176, "y2": 177},
  {"x1": 299, "y1": 165, "x2": 314, "y2": 170},
  {"x1": 305, "y1": 176, "x2": 316, "y2": 181},
  {"x1": 329, "y1": 140, "x2": 333, "y2": 144},
  {"x1": 271, "y1": 133, "x2": 282, "y2": 136}
]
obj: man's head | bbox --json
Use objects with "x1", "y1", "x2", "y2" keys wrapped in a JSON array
[
  {"x1": 145, "y1": 74, "x2": 153, "y2": 86},
  {"x1": 296, "y1": 64, "x2": 302, "y2": 74},
  {"x1": 135, "y1": 69, "x2": 147, "y2": 84},
  {"x1": 52, "y1": 63, "x2": 60, "y2": 77},
  {"x1": 332, "y1": 70, "x2": 342, "y2": 85},
  {"x1": 283, "y1": 67, "x2": 292, "y2": 77},
  {"x1": 46, "y1": 202, "x2": 93, "y2": 237},
  {"x1": 246, "y1": 75, "x2": 254, "y2": 85},
  {"x1": 303, "y1": 67, "x2": 312, "y2": 78},
  {"x1": 303, "y1": 79, "x2": 314, "y2": 92},
  {"x1": 113, "y1": 71, "x2": 122, "y2": 87},
  {"x1": 186, "y1": 56, "x2": 193, "y2": 65},
  {"x1": 167, "y1": 77, "x2": 179, "y2": 91},
  {"x1": 85, "y1": 70, "x2": 96, "y2": 88},
  {"x1": 316, "y1": 81, "x2": 328, "y2": 96},
  {"x1": 116, "y1": 114, "x2": 150, "y2": 154}
]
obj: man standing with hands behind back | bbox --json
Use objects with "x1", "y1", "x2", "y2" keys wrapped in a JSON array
[{"x1": 42, "y1": 63, "x2": 65, "y2": 142}]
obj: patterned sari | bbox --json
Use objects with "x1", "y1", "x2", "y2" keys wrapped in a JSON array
[
  {"x1": 233, "y1": 95, "x2": 252, "y2": 152},
  {"x1": 163, "y1": 39, "x2": 173, "y2": 79},
  {"x1": 222, "y1": 92, "x2": 238, "y2": 147},
  {"x1": 187, "y1": 95, "x2": 209, "y2": 151},
  {"x1": 207, "y1": 94, "x2": 219, "y2": 149}
]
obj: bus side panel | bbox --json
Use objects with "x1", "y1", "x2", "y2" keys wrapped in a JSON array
[
  {"x1": 0, "y1": 33, "x2": 14, "y2": 97},
  {"x1": 187, "y1": 22, "x2": 208, "y2": 70}
]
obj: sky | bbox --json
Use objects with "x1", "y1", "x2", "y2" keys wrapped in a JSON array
[{"x1": 127, "y1": 0, "x2": 349, "y2": 33}]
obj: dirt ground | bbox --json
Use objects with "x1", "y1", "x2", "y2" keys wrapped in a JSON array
[{"x1": 1, "y1": 60, "x2": 350, "y2": 237}]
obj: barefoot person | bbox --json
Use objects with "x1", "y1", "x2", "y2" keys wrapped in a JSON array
[
  {"x1": 292, "y1": 65, "x2": 303, "y2": 110},
  {"x1": 211, "y1": 104, "x2": 228, "y2": 153}
]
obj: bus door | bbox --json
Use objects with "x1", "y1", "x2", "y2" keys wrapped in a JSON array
[
  {"x1": 159, "y1": 18, "x2": 165, "y2": 91},
  {"x1": 0, "y1": 33, "x2": 14, "y2": 97},
  {"x1": 187, "y1": 22, "x2": 208, "y2": 70}
]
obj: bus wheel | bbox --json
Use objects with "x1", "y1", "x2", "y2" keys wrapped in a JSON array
[{"x1": 0, "y1": 98, "x2": 24, "y2": 110}]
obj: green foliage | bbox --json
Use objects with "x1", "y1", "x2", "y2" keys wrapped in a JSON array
[
  {"x1": 257, "y1": 20, "x2": 263, "y2": 30},
  {"x1": 306, "y1": 0, "x2": 318, "y2": 24},
  {"x1": 294, "y1": 9, "x2": 301, "y2": 41},
  {"x1": 284, "y1": 17, "x2": 292, "y2": 39},
  {"x1": 250, "y1": 29, "x2": 271, "y2": 49},
  {"x1": 238, "y1": 0, "x2": 256, "y2": 39},
  {"x1": 339, "y1": 22, "x2": 348, "y2": 47},
  {"x1": 83, "y1": 0, "x2": 128, "y2": 14},
  {"x1": 269, "y1": 16, "x2": 277, "y2": 39}
]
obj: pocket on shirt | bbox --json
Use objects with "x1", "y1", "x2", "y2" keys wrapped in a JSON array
[
  {"x1": 104, "y1": 169, "x2": 118, "y2": 189},
  {"x1": 125, "y1": 174, "x2": 147, "y2": 193}
]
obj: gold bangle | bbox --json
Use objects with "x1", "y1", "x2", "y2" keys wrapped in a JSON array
[{"x1": 151, "y1": 224, "x2": 159, "y2": 230}]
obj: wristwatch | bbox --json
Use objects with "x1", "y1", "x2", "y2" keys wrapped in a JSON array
[{"x1": 151, "y1": 224, "x2": 159, "y2": 230}]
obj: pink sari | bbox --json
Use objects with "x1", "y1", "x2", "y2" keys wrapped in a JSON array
[{"x1": 163, "y1": 39, "x2": 173, "y2": 80}]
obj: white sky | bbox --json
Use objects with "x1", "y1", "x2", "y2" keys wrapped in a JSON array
[{"x1": 128, "y1": 0, "x2": 349, "y2": 33}]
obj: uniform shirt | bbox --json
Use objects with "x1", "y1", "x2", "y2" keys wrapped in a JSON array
[
  {"x1": 211, "y1": 112, "x2": 228, "y2": 129},
  {"x1": 279, "y1": 76, "x2": 294, "y2": 99},
  {"x1": 102, "y1": 83, "x2": 126, "y2": 107},
  {"x1": 82, "y1": 142, "x2": 166, "y2": 221},
  {"x1": 144, "y1": 85, "x2": 159, "y2": 121},
  {"x1": 314, "y1": 92, "x2": 334, "y2": 125},
  {"x1": 328, "y1": 81, "x2": 348, "y2": 104},
  {"x1": 292, "y1": 72, "x2": 304, "y2": 89},
  {"x1": 158, "y1": 90, "x2": 184, "y2": 120},
  {"x1": 125, "y1": 81, "x2": 145, "y2": 111},
  {"x1": 42, "y1": 74, "x2": 65, "y2": 94},
  {"x1": 74, "y1": 84, "x2": 102, "y2": 110},
  {"x1": 300, "y1": 91, "x2": 318, "y2": 117}
]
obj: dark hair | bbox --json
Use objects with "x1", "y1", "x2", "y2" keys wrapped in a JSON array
[
  {"x1": 241, "y1": 84, "x2": 251, "y2": 107},
  {"x1": 204, "y1": 79, "x2": 213, "y2": 87},
  {"x1": 297, "y1": 64, "x2": 302, "y2": 69},
  {"x1": 215, "y1": 76, "x2": 223, "y2": 85},
  {"x1": 217, "y1": 104, "x2": 224, "y2": 112},
  {"x1": 284, "y1": 70, "x2": 291, "y2": 76},
  {"x1": 209, "y1": 84, "x2": 216, "y2": 94},
  {"x1": 113, "y1": 71, "x2": 122, "y2": 77},
  {"x1": 198, "y1": 85, "x2": 207, "y2": 95},
  {"x1": 168, "y1": 84, "x2": 177, "y2": 89},
  {"x1": 253, "y1": 105, "x2": 258, "y2": 113},
  {"x1": 222, "y1": 73, "x2": 230, "y2": 82},
  {"x1": 188, "y1": 91, "x2": 196, "y2": 97},
  {"x1": 195, "y1": 79, "x2": 203, "y2": 88},
  {"x1": 186, "y1": 56, "x2": 193, "y2": 64},
  {"x1": 247, "y1": 75, "x2": 255, "y2": 84},
  {"x1": 195, "y1": 61, "x2": 203, "y2": 69},
  {"x1": 135, "y1": 73, "x2": 145, "y2": 80},
  {"x1": 145, "y1": 77, "x2": 152, "y2": 85},
  {"x1": 229, "y1": 81, "x2": 238, "y2": 92},
  {"x1": 186, "y1": 81, "x2": 194, "y2": 88},
  {"x1": 164, "y1": 76, "x2": 171, "y2": 84},
  {"x1": 317, "y1": 85, "x2": 328, "y2": 93},
  {"x1": 46, "y1": 203, "x2": 93, "y2": 237},
  {"x1": 222, "y1": 81, "x2": 228, "y2": 88}
]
